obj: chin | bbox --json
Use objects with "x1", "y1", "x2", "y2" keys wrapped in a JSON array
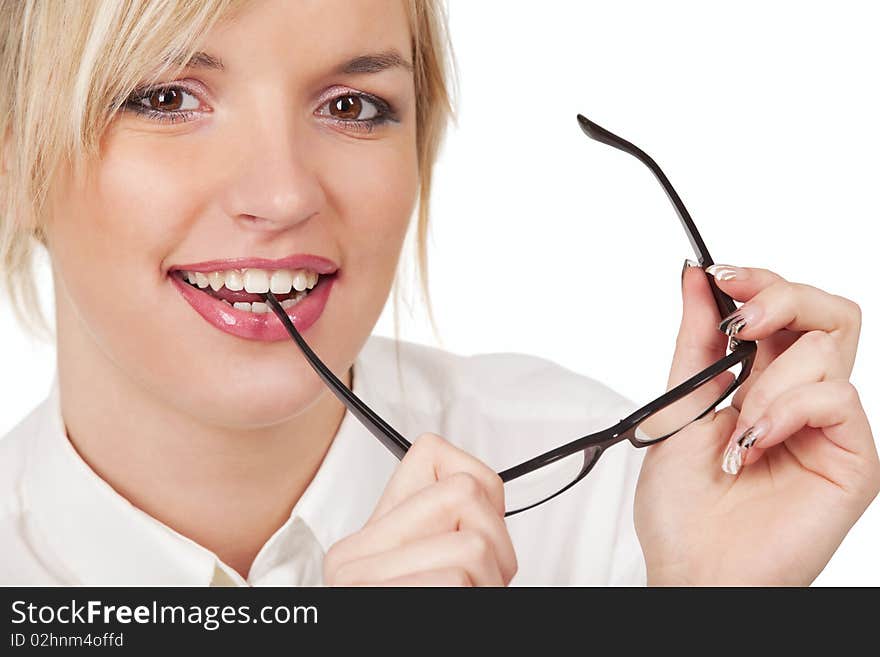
[
  {"x1": 206, "y1": 394, "x2": 325, "y2": 431},
  {"x1": 155, "y1": 366, "x2": 326, "y2": 430}
]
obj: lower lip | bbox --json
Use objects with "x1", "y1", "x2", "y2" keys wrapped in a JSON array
[{"x1": 170, "y1": 272, "x2": 336, "y2": 342}]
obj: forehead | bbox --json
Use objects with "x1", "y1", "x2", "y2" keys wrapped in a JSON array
[{"x1": 201, "y1": 0, "x2": 412, "y2": 75}]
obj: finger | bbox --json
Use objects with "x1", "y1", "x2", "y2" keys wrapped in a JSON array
[
  {"x1": 704, "y1": 263, "x2": 786, "y2": 303},
  {"x1": 639, "y1": 264, "x2": 730, "y2": 439},
  {"x1": 707, "y1": 266, "x2": 861, "y2": 375},
  {"x1": 722, "y1": 381, "x2": 879, "y2": 491},
  {"x1": 373, "y1": 567, "x2": 473, "y2": 587},
  {"x1": 729, "y1": 328, "x2": 800, "y2": 411},
  {"x1": 370, "y1": 433, "x2": 505, "y2": 520},
  {"x1": 330, "y1": 531, "x2": 506, "y2": 587},
  {"x1": 325, "y1": 471, "x2": 517, "y2": 583},
  {"x1": 670, "y1": 262, "x2": 729, "y2": 390},
  {"x1": 731, "y1": 329, "x2": 839, "y2": 443}
]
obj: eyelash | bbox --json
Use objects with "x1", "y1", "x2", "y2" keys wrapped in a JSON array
[{"x1": 123, "y1": 84, "x2": 399, "y2": 133}]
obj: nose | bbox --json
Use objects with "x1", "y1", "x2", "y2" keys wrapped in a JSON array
[{"x1": 222, "y1": 111, "x2": 327, "y2": 234}]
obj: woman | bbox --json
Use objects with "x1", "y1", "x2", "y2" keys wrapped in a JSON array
[{"x1": 0, "y1": 0, "x2": 876, "y2": 586}]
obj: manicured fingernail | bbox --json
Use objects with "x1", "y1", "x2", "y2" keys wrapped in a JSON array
[
  {"x1": 718, "y1": 303, "x2": 760, "y2": 337},
  {"x1": 705, "y1": 264, "x2": 748, "y2": 282},
  {"x1": 681, "y1": 258, "x2": 700, "y2": 286},
  {"x1": 721, "y1": 417, "x2": 771, "y2": 475}
]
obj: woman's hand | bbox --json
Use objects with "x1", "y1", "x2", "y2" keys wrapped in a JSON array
[
  {"x1": 635, "y1": 263, "x2": 880, "y2": 585},
  {"x1": 323, "y1": 433, "x2": 517, "y2": 586}
]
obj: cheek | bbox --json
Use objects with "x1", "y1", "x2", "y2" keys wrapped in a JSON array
[
  {"x1": 47, "y1": 133, "x2": 211, "y2": 382},
  {"x1": 329, "y1": 137, "x2": 419, "y2": 270},
  {"x1": 93, "y1": 134, "x2": 212, "y2": 270},
  {"x1": 54, "y1": 132, "x2": 206, "y2": 287}
]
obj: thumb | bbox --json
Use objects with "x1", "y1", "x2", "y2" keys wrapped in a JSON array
[
  {"x1": 640, "y1": 260, "x2": 732, "y2": 440},
  {"x1": 667, "y1": 259, "x2": 729, "y2": 390}
]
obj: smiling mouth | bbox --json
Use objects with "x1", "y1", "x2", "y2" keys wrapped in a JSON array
[{"x1": 174, "y1": 266, "x2": 328, "y2": 313}]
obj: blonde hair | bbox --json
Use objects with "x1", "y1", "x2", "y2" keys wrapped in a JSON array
[{"x1": 0, "y1": 0, "x2": 457, "y2": 339}]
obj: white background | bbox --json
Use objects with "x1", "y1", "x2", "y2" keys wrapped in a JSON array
[{"x1": 2, "y1": 1, "x2": 878, "y2": 584}]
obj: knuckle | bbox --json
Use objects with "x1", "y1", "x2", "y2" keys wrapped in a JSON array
[
  {"x1": 505, "y1": 550, "x2": 520, "y2": 584},
  {"x1": 485, "y1": 470, "x2": 505, "y2": 504},
  {"x1": 674, "y1": 331, "x2": 718, "y2": 356},
  {"x1": 447, "y1": 567, "x2": 472, "y2": 587},
  {"x1": 804, "y1": 329, "x2": 838, "y2": 359},
  {"x1": 841, "y1": 296, "x2": 862, "y2": 331},
  {"x1": 837, "y1": 380, "x2": 861, "y2": 408},
  {"x1": 768, "y1": 279, "x2": 790, "y2": 295},
  {"x1": 413, "y1": 432, "x2": 445, "y2": 455},
  {"x1": 458, "y1": 530, "x2": 494, "y2": 565},
  {"x1": 445, "y1": 471, "x2": 484, "y2": 506},
  {"x1": 762, "y1": 267, "x2": 787, "y2": 283},
  {"x1": 766, "y1": 279, "x2": 793, "y2": 305}
]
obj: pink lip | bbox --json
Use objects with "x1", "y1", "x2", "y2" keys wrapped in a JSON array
[
  {"x1": 170, "y1": 270, "x2": 337, "y2": 341},
  {"x1": 169, "y1": 253, "x2": 339, "y2": 275}
]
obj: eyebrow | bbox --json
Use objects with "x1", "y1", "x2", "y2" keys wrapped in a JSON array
[
  {"x1": 170, "y1": 49, "x2": 413, "y2": 75},
  {"x1": 334, "y1": 50, "x2": 414, "y2": 75},
  {"x1": 175, "y1": 50, "x2": 225, "y2": 71}
]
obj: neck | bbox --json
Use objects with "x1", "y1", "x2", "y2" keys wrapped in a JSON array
[{"x1": 55, "y1": 308, "x2": 349, "y2": 580}]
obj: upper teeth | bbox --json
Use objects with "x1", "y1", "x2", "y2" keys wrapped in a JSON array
[{"x1": 182, "y1": 268, "x2": 320, "y2": 294}]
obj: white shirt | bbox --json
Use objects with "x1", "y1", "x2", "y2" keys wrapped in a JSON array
[{"x1": 0, "y1": 335, "x2": 647, "y2": 586}]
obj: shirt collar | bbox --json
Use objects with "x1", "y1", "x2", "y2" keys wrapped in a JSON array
[
  {"x1": 22, "y1": 376, "x2": 216, "y2": 585},
  {"x1": 21, "y1": 337, "x2": 401, "y2": 585}
]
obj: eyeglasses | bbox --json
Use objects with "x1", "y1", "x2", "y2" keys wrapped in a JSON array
[{"x1": 262, "y1": 114, "x2": 757, "y2": 517}]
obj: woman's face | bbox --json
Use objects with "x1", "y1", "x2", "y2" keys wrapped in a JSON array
[{"x1": 44, "y1": 0, "x2": 418, "y2": 428}]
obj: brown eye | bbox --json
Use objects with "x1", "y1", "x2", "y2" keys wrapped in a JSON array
[
  {"x1": 148, "y1": 87, "x2": 184, "y2": 111},
  {"x1": 125, "y1": 84, "x2": 201, "y2": 123},
  {"x1": 130, "y1": 86, "x2": 199, "y2": 114},
  {"x1": 330, "y1": 95, "x2": 362, "y2": 120},
  {"x1": 327, "y1": 94, "x2": 379, "y2": 121}
]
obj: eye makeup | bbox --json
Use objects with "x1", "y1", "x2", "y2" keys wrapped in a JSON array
[
  {"x1": 123, "y1": 83, "x2": 206, "y2": 124},
  {"x1": 122, "y1": 82, "x2": 400, "y2": 132}
]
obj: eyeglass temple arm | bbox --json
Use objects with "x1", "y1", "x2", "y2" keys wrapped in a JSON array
[
  {"x1": 262, "y1": 291, "x2": 412, "y2": 460},
  {"x1": 576, "y1": 114, "x2": 736, "y2": 318}
]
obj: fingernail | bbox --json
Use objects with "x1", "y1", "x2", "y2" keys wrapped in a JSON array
[
  {"x1": 721, "y1": 417, "x2": 771, "y2": 475},
  {"x1": 718, "y1": 303, "x2": 760, "y2": 337},
  {"x1": 681, "y1": 258, "x2": 700, "y2": 287},
  {"x1": 706, "y1": 264, "x2": 748, "y2": 282}
]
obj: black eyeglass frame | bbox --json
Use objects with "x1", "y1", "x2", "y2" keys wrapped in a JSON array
[{"x1": 263, "y1": 114, "x2": 757, "y2": 517}]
